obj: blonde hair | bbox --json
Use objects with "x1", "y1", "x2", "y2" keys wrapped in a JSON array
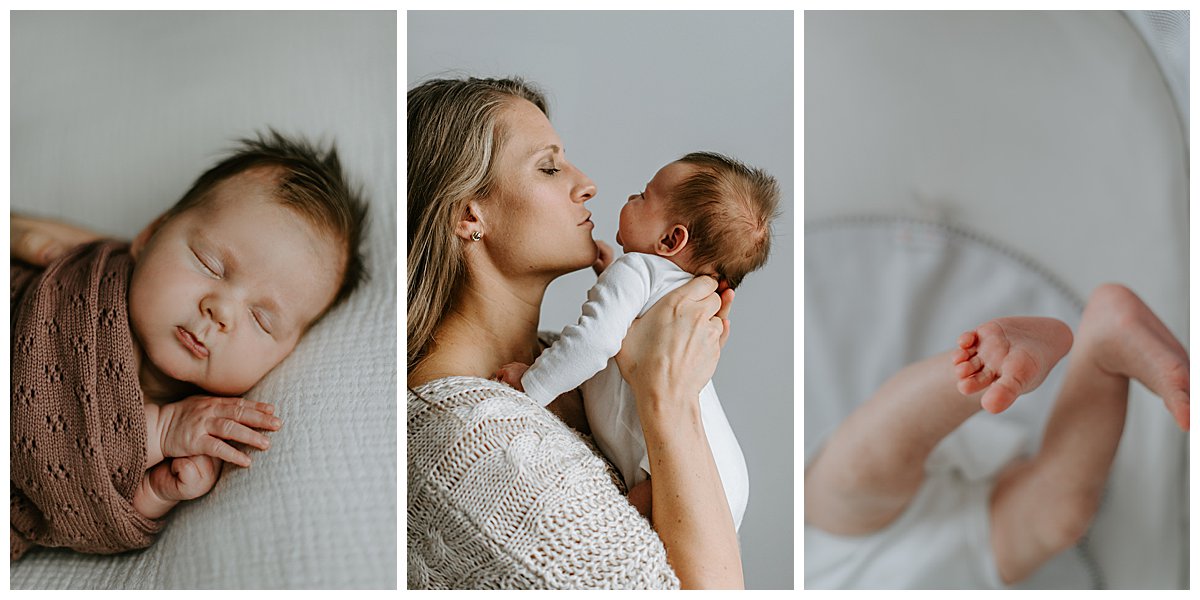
[
  {"x1": 668, "y1": 152, "x2": 780, "y2": 290},
  {"x1": 407, "y1": 77, "x2": 548, "y2": 373}
]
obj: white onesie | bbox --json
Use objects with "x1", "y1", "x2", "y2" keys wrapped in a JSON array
[{"x1": 521, "y1": 253, "x2": 749, "y2": 531}]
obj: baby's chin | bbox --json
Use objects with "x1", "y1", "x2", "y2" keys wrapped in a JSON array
[{"x1": 143, "y1": 346, "x2": 251, "y2": 399}]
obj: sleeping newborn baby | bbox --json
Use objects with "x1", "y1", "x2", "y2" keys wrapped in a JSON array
[
  {"x1": 495, "y1": 152, "x2": 781, "y2": 531},
  {"x1": 10, "y1": 132, "x2": 367, "y2": 559}
]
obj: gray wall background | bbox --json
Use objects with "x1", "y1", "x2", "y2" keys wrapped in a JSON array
[{"x1": 408, "y1": 11, "x2": 794, "y2": 589}]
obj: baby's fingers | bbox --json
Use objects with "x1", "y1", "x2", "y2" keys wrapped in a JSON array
[
  {"x1": 203, "y1": 436, "x2": 253, "y2": 468},
  {"x1": 221, "y1": 399, "x2": 282, "y2": 431},
  {"x1": 210, "y1": 418, "x2": 272, "y2": 451}
]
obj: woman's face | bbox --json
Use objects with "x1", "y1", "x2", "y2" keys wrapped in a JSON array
[{"x1": 478, "y1": 98, "x2": 598, "y2": 278}]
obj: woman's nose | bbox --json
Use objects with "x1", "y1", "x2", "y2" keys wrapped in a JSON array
[{"x1": 574, "y1": 170, "x2": 597, "y2": 203}]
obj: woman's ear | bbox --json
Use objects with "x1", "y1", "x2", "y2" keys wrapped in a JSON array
[
  {"x1": 131, "y1": 214, "x2": 168, "y2": 260},
  {"x1": 656, "y1": 224, "x2": 690, "y2": 257},
  {"x1": 452, "y1": 200, "x2": 485, "y2": 242}
]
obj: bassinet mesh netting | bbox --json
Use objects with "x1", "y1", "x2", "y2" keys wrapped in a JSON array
[{"x1": 1124, "y1": 10, "x2": 1189, "y2": 134}]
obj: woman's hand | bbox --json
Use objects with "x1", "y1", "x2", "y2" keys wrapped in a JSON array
[
  {"x1": 616, "y1": 276, "x2": 733, "y2": 408},
  {"x1": 10, "y1": 213, "x2": 104, "y2": 266}
]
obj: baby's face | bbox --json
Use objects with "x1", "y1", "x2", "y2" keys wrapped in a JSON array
[
  {"x1": 616, "y1": 160, "x2": 696, "y2": 255},
  {"x1": 129, "y1": 169, "x2": 343, "y2": 397}
]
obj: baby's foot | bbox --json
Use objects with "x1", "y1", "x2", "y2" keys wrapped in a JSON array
[
  {"x1": 954, "y1": 317, "x2": 1074, "y2": 414},
  {"x1": 1077, "y1": 284, "x2": 1190, "y2": 430}
]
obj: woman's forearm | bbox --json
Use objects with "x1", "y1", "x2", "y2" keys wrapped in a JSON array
[{"x1": 639, "y1": 393, "x2": 743, "y2": 589}]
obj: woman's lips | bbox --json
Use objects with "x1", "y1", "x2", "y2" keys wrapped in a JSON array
[{"x1": 176, "y1": 327, "x2": 209, "y2": 359}]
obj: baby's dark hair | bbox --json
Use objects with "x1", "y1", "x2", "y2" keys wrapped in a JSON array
[
  {"x1": 666, "y1": 151, "x2": 780, "y2": 289},
  {"x1": 166, "y1": 130, "x2": 369, "y2": 310}
]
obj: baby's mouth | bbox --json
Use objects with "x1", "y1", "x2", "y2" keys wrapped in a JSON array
[{"x1": 176, "y1": 326, "x2": 209, "y2": 359}]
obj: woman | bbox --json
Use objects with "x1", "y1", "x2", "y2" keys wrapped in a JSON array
[{"x1": 407, "y1": 76, "x2": 742, "y2": 589}]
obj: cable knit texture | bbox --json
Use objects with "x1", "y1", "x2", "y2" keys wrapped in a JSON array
[
  {"x1": 10, "y1": 241, "x2": 160, "y2": 560},
  {"x1": 407, "y1": 376, "x2": 680, "y2": 589}
]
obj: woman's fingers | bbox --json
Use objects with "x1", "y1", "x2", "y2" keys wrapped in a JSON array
[
  {"x1": 717, "y1": 289, "x2": 735, "y2": 348},
  {"x1": 678, "y1": 274, "x2": 719, "y2": 301}
]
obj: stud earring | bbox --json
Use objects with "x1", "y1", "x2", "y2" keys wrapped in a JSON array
[{"x1": 471, "y1": 231, "x2": 483, "y2": 241}]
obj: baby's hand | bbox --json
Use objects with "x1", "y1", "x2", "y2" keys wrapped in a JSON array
[
  {"x1": 592, "y1": 240, "x2": 615, "y2": 276},
  {"x1": 159, "y1": 395, "x2": 282, "y2": 468},
  {"x1": 493, "y1": 362, "x2": 530, "y2": 391},
  {"x1": 147, "y1": 455, "x2": 221, "y2": 502},
  {"x1": 628, "y1": 479, "x2": 653, "y2": 521}
]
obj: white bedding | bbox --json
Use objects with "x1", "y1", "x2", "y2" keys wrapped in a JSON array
[
  {"x1": 9, "y1": 12, "x2": 396, "y2": 588},
  {"x1": 805, "y1": 11, "x2": 1188, "y2": 588}
]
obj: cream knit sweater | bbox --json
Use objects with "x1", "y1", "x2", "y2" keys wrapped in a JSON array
[{"x1": 407, "y1": 376, "x2": 680, "y2": 589}]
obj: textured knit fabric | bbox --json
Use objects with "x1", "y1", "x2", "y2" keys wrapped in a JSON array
[
  {"x1": 521, "y1": 253, "x2": 749, "y2": 530},
  {"x1": 407, "y1": 376, "x2": 680, "y2": 590},
  {"x1": 10, "y1": 241, "x2": 160, "y2": 560}
]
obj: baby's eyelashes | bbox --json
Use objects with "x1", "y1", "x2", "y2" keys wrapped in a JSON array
[{"x1": 193, "y1": 249, "x2": 223, "y2": 278}]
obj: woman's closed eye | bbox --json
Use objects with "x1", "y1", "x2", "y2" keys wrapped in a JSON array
[{"x1": 539, "y1": 165, "x2": 561, "y2": 176}]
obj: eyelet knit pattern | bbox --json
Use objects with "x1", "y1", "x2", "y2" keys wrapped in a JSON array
[
  {"x1": 407, "y1": 376, "x2": 679, "y2": 589},
  {"x1": 11, "y1": 241, "x2": 160, "y2": 560}
]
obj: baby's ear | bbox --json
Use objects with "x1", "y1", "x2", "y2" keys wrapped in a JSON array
[
  {"x1": 656, "y1": 224, "x2": 690, "y2": 257},
  {"x1": 131, "y1": 214, "x2": 168, "y2": 260}
]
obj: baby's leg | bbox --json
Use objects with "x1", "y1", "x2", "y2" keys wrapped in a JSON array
[
  {"x1": 807, "y1": 352, "x2": 984, "y2": 534},
  {"x1": 988, "y1": 284, "x2": 1189, "y2": 584},
  {"x1": 807, "y1": 317, "x2": 1071, "y2": 536}
]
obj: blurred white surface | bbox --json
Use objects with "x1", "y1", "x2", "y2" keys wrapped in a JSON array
[{"x1": 806, "y1": 11, "x2": 1187, "y2": 589}]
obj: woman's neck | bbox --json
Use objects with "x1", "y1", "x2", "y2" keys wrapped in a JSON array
[{"x1": 410, "y1": 272, "x2": 549, "y2": 386}]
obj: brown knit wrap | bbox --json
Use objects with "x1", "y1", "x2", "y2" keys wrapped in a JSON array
[{"x1": 10, "y1": 240, "x2": 160, "y2": 560}]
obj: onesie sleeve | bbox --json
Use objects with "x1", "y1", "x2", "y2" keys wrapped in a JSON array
[{"x1": 521, "y1": 255, "x2": 653, "y2": 406}]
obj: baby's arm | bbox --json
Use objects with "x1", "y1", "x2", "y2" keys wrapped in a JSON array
[
  {"x1": 520, "y1": 255, "x2": 653, "y2": 405},
  {"x1": 133, "y1": 456, "x2": 221, "y2": 519}
]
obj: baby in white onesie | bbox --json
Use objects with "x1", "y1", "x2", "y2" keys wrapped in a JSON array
[{"x1": 495, "y1": 152, "x2": 780, "y2": 531}]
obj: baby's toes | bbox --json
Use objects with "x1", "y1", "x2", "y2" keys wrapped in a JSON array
[
  {"x1": 981, "y1": 375, "x2": 1021, "y2": 414},
  {"x1": 957, "y1": 330, "x2": 979, "y2": 350},
  {"x1": 955, "y1": 355, "x2": 983, "y2": 378},
  {"x1": 957, "y1": 368, "x2": 994, "y2": 396},
  {"x1": 1164, "y1": 392, "x2": 1190, "y2": 431}
]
